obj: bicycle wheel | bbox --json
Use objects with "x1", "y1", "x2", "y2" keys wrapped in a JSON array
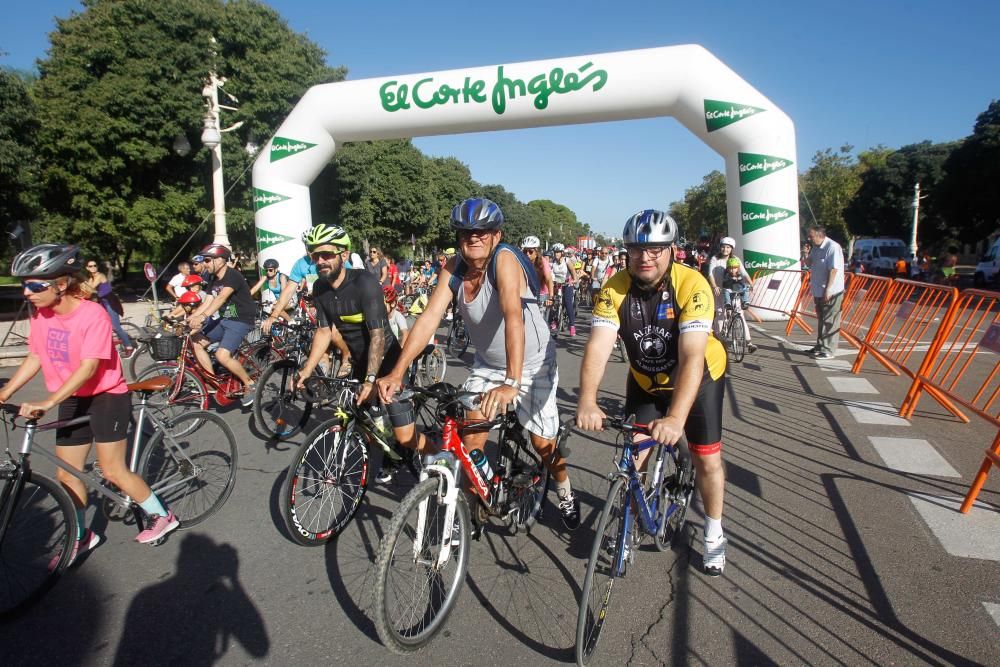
[
  {"x1": 419, "y1": 346, "x2": 447, "y2": 386},
  {"x1": 730, "y1": 313, "x2": 746, "y2": 363},
  {"x1": 576, "y1": 477, "x2": 629, "y2": 666},
  {"x1": 373, "y1": 477, "x2": 471, "y2": 653},
  {"x1": 446, "y1": 319, "x2": 469, "y2": 358},
  {"x1": 0, "y1": 472, "x2": 78, "y2": 618},
  {"x1": 134, "y1": 362, "x2": 209, "y2": 435},
  {"x1": 254, "y1": 360, "x2": 312, "y2": 439},
  {"x1": 655, "y1": 452, "x2": 695, "y2": 552},
  {"x1": 280, "y1": 419, "x2": 370, "y2": 546},
  {"x1": 138, "y1": 410, "x2": 238, "y2": 528},
  {"x1": 503, "y1": 437, "x2": 549, "y2": 532},
  {"x1": 127, "y1": 342, "x2": 156, "y2": 380}
]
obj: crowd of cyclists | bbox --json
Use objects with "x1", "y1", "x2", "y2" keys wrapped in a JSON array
[{"x1": 2, "y1": 195, "x2": 767, "y2": 651}]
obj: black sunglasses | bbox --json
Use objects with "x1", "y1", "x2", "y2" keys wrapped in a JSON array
[
  {"x1": 310, "y1": 250, "x2": 340, "y2": 261},
  {"x1": 22, "y1": 280, "x2": 52, "y2": 293}
]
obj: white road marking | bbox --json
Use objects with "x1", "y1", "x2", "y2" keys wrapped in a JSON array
[
  {"x1": 907, "y1": 493, "x2": 1000, "y2": 561},
  {"x1": 828, "y1": 377, "x2": 879, "y2": 394},
  {"x1": 815, "y1": 358, "x2": 853, "y2": 372},
  {"x1": 984, "y1": 602, "x2": 1000, "y2": 628},
  {"x1": 844, "y1": 401, "x2": 910, "y2": 426},
  {"x1": 867, "y1": 437, "x2": 960, "y2": 477}
]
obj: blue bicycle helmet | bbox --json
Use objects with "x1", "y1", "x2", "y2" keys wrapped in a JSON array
[
  {"x1": 450, "y1": 197, "x2": 505, "y2": 231},
  {"x1": 622, "y1": 210, "x2": 679, "y2": 246}
]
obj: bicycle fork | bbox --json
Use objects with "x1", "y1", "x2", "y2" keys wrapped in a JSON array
[{"x1": 414, "y1": 453, "x2": 462, "y2": 570}]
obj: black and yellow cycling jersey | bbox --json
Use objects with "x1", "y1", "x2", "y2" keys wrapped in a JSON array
[
  {"x1": 314, "y1": 268, "x2": 400, "y2": 367},
  {"x1": 592, "y1": 262, "x2": 726, "y2": 394}
]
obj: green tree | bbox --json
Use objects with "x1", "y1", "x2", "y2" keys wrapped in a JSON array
[
  {"x1": 32, "y1": 0, "x2": 341, "y2": 274},
  {"x1": 679, "y1": 170, "x2": 727, "y2": 241},
  {"x1": 0, "y1": 68, "x2": 40, "y2": 259},
  {"x1": 799, "y1": 145, "x2": 861, "y2": 244},
  {"x1": 939, "y1": 100, "x2": 1000, "y2": 244}
]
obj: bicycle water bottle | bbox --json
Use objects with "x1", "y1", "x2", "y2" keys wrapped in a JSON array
[
  {"x1": 469, "y1": 448, "x2": 494, "y2": 485},
  {"x1": 370, "y1": 406, "x2": 393, "y2": 441}
]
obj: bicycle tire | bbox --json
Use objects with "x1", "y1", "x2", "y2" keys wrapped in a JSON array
[
  {"x1": 503, "y1": 436, "x2": 549, "y2": 533},
  {"x1": 134, "y1": 362, "x2": 209, "y2": 435},
  {"x1": 280, "y1": 418, "x2": 370, "y2": 546},
  {"x1": 138, "y1": 410, "x2": 238, "y2": 528},
  {"x1": 730, "y1": 313, "x2": 746, "y2": 363},
  {"x1": 254, "y1": 360, "x2": 312, "y2": 439},
  {"x1": 127, "y1": 342, "x2": 156, "y2": 380},
  {"x1": 419, "y1": 346, "x2": 447, "y2": 386},
  {"x1": 0, "y1": 472, "x2": 78, "y2": 619},
  {"x1": 576, "y1": 477, "x2": 629, "y2": 666},
  {"x1": 446, "y1": 319, "x2": 469, "y2": 358},
  {"x1": 373, "y1": 476, "x2": 471, "y2": 653}
]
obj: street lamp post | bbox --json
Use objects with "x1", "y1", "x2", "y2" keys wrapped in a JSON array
[{"x1": 201, "y1": 71, "x2": 244, "y2": 248}]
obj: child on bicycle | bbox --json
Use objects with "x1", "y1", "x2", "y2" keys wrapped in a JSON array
[
  {"x1": 166, "y1": 276, "x2": 204, "y2": 321},
  {"x1": 721, "y1": 257, "x2": 757, "y2": 354},
  {"x1": 0, "y1": 244, "x2": 179, "y2": 567}
]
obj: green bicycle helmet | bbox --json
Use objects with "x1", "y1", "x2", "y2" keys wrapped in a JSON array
[
  {"x1": 302, "y1": 223, "x2": 351, "y2": 251},
  {"x1": 726, "y1": 257, "x2": 741, "y2": 269}
]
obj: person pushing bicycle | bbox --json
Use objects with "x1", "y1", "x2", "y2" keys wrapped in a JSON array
[
  {"x1": 0, "y1": 244, "x2": 179, "y2": 566},
  {"x1": 377, "y1": 197, "x2": 581, "y2": 530},
  {"x1": 575, "y1": 210, "x2": 730, "y2": 576}
]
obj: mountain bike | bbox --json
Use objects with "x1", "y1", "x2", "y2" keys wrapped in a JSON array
[
  {"x1": 576, "y1": 416, "x2": 695, "y2": 666},
  {"x1": 371, "y1": 382, "x2": 570, "y2": 653},
  {"x1": 279, "y1": 371, "x2": 436, "y2": 547},
  {"x1": 718, "y1": 291, "x2": 748, "y2": 363},
  {"x1": 445, "y1": 311, "x2": 469, "y2": 358},
  {"x1": 0, "y1": 375, "x2": 238, "y2": 618}
]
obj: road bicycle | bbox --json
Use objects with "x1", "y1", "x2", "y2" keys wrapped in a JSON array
[
  {"x1": 251, "y1": 317, "x2": 321, "y2": 440},
  {"x1": 575, "y1": 416, "x2": 696, "y2": 666},
  {"x1": 445, "y1": 311, "x2": 470, "y2": 358},
  {"x1": 0, "y1": 375, "x2": 238, "y2": 618},
  {"x1": 718, "y1": 290, "x2": 749, "y2": 363},
  {"x1": 371, "y1": 382, "x2": 570, "y2": 653},
  {"x1": 548, "y1": 289, "x2": 569, "y2": 337},
  {"x1": 279, "y1": 369, "x2": 438, "y2": 547}
]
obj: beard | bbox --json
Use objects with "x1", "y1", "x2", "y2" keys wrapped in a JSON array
[{"x1": 322, "y1": 262, "x2": 344, "y2": 283}]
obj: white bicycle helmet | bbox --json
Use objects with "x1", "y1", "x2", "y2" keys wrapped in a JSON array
[
  {"x1": 622, "y1": 210, "x2": 679, "y2": 246},
  {"x1": 521, "y1": 235, "x2": 541, "y2": 249},
  {"x1": 552, "y1": 243, "x2": 565, "y2": 252},
  {"x1": 720, "y1": 236, "x2": 736, "y2": 248}
]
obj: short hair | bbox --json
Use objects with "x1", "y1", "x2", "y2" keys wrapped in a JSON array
[
  {"x1": 177, "y1": 260, "x2": 191, "y2": 270},
  {"x1": 808, "y1": 224, "x2": 827, "y2": 235}
]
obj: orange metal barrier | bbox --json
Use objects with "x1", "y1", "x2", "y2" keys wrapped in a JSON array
[
  {"x1": 839, "y1": 273, "x2": 898, "y2": 346},
  {"x1": 747, "y1": 270, "x2": 811, "y2": 334},
  {"x1": 895, "y1": 288, "x2": 1000, "y2": 512}
]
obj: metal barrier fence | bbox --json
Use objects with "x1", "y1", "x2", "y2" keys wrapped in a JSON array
[
  {"x1": 747, "y1": 270, "x2": 811, "y2": 334},
  {"x1": 839, "y1": 273, "x2": 898, "y2": 349}
]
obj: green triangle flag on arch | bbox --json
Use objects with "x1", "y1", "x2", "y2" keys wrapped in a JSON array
[
  {"x1": 270, "y1": 136, "x2": 317, "y2": 163},
  {"x1": 256, "y1": 229, "x2": 296, "y2": 252},
  {"x1": 253, "y1": 188, "x2": 290, "y2": 211},
  {"x1": 741, "y1": 201, "x2": 796, "y2": 234},
  {"x1": 704, "y1": 99, "x2": 766, "y2": 132},
  {"x1": 742, "y1": 249, "x2": 797, "y2": 275},
  {"x1": 738, "y1": 152, "x2": 794, "y2": 186}
]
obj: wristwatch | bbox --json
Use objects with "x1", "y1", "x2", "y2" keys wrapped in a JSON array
[
  {"x1": 365, "y1": 374, "x2": 377, "y2": 384},
  {"x1": 502, "y1": 377, "x2": 520, "y2": 390}
]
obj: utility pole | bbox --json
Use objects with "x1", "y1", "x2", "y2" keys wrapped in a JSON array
[{"x1": 910, "y1": 182, "x2": 927, "y2": 260}]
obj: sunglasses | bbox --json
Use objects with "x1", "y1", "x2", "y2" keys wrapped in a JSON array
[
  {"x1": 523, "y1": 248, "x2": 537, "y2": 254},
  {"x1": 310, "y1": 250, "x2": 340, "y2": 261},
  {"x1": 86, "y1": 263, "x2": 97, "y2": 268},
  {"x1": 22, "y1": 280, "x2": 52, "y2": 293}
]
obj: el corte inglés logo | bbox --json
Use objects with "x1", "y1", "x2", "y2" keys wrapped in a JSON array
[
  {"x1": 742, "y1": 249, "x2": 797, "y2": 274},
  {"x1": 738, "y1": 152, "x2": 794, "y2": 186},
  {"x1": 253, "y1": 188, "x2": 290, "y2": 211},
  {"x1": 704, "y1": 99, "x2": 766, "y2": 132},
  {"x1": 379, "y1": 61, "x2": 608, "y2": 116},
  {"x1": 256, "y1": 229, "x2": 296, "y2": 251},
  {"x1": 270, "y1": 136, "x2": 317, "y2": 163},
  {"x1": 741, "y1": 201, "x2": 796, "y2": 234}
]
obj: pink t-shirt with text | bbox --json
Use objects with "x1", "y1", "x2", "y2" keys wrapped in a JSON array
[{"x1": 28, "y1": 299, "x2": 127, "y2": 395}]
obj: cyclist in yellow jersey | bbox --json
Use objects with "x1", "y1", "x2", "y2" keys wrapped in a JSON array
[{"x1": 576, "y1": 210, "x2": 729, "y2": 576}]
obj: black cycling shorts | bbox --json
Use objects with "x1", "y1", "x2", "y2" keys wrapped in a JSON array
[
  {"x1": 56, "y1": 392, "x2": 132, "y2": 445},
  {"x1": 623, "y1": 371, "x2": 724, "y2": 456}
]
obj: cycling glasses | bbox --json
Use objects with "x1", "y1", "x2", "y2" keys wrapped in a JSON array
[
  {"x1": 626, "y1": 245, "x2": 670, "y2": 259},
  {"x1": 22, "y1": 280, "x2": 53, "y2": 293},
  {"x1": 310, "y1": 250, "x2": 341, "y2": 261}
]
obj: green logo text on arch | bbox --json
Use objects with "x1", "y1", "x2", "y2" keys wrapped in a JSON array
[
  {"x1": 738, "y1": 152, "x2": 794, "y2": 186},
  {"x1": 704, "y1": 99, "x2": 766, "y2": 132},
  {"x1": 270, "y1": 136, "x2": 317, "y2": 163},
  {"x1": 741, "y1": 201, "x2": 796, "y2": 234},
  {"x1": 253, "y1": 188, "x2": 290, "y2": 211},
  {"x1": 742, "y1": 249, "x2": 798, "y2": 275}
]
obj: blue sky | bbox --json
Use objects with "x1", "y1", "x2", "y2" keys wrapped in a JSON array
[{"x1": 5, "y1": 0, "x2": 999, "y2": 236}]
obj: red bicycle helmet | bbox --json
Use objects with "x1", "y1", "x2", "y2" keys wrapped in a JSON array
[
  {"x1": 181, "y1": 274, "x2": 204, "y2": 287},
  {"x1": 382, "y1": 286, "x2": 398, "y2": 303},
  {"x1": 178, "y1": 291, "x2": 202, "y2": 305}
]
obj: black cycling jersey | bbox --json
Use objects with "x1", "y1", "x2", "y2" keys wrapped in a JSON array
[{"x1": 314, "y1": 269, "x2": 400, "y2": 365}]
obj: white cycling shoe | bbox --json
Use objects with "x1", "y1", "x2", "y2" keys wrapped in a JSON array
[{"x1": 703, "y1": 535, "x2": 727, "y2": 577}]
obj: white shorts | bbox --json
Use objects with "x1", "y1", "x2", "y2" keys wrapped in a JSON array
[{"x1": 462, "y1": 359, "x2": 560, "y2": 440}]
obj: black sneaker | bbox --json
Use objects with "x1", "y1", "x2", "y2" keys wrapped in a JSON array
[
  {"x1": 557, "y1": 490, "x2": 580, "y2": 530},
  {"x1": 747, "y1": 343, "x2": 758, "y2": 354}
]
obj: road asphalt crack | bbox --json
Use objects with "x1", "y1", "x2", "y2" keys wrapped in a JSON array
[{"x1": 627, "y1": 554, "x2": 683, "y2": 666}]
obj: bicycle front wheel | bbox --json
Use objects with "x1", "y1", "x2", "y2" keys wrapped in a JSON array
[
  {"x1": 134, "y1": 362, "x2": 209, "y2": 433},
  {"x1": 138, "y1": 410, "x2": 238, "y2": 528},
  {"x1": 446, "y1": 320, "x2": 469, "y2": 358},
  {"x1": 0, "y1": 472, "x2": 78, "y2": 619},
  {"x1": 280, "y1": 419, "x2": 370, "y2": 546},
  {"x1": 254, "y1": 360, "x2": 312, "y2": 439},
  {"x1": 730, "y1": 314, "x2": 747, "y2": 362},
  {"x1": 576, "y1": 477, "x2": 629, "y2": 666},
  {"x1": 419, "y1": 346, "x2": 447, "y2": 386},
  {"x1": 373, "y1": 477, "x2": 470, "y2": 653}
]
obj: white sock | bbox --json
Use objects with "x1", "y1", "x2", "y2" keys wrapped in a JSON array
[
  {"x1": 704, "y1": 516, "x2": 724, "y2": 542},
  {"x1": 555, "y1": 477, "x2": 573, "y2": 499}
]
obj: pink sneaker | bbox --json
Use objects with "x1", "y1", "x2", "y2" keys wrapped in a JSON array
[
  {"x1": 49, "y1": 529, "x2": 102, "y2": 572},
  {"x1": 569, "y1": 326, "x2": 576, "y2": 337},
  {"x1": 549, "y1": 322, "x2": 557, "y2": 331},
  {"x1": 136, "y1": 510, "x2": 180, "y2": 544}
]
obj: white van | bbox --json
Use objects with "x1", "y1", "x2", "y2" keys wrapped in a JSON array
[
  {"x1": 975, "y1": 237, "x2": 1000, "y2": 286},
  {"x1": 852, "y1": 238, "x2": 908, "y2": 275}
]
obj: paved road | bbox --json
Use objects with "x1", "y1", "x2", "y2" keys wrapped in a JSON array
[{"x1": 2, "y1": 312, "x2": 998, "y2": 666}]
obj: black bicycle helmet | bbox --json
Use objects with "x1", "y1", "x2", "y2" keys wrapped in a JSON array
[
  {"x1": 262, "y1": 258, "x2": 279, "y2": 270},
  {"x1": 11, "y1": 243, "x2": 83, "y2": 278},
  {"x1": 200, "y1": 243, "x2": 232, "y2": 260},
  {"x1": 450, "y1": 197, "x2": 505, "y2": 231}
]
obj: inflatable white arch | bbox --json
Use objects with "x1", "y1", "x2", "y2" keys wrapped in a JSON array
[{"x1": 252, "y1": 44, "x2": 799, "y2": 319}]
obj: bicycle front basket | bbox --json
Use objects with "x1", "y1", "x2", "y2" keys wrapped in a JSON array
[{"x1": 150, "y1": 334, "x2": 183, "y2": 361}]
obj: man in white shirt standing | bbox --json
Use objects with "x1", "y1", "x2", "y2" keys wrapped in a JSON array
[
  {"x1": 805, "y1": 225, "x2": 845, "y2": 359},
  {"x1": 165, "y1": 260, "x2": 192, "y2": 301}
]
